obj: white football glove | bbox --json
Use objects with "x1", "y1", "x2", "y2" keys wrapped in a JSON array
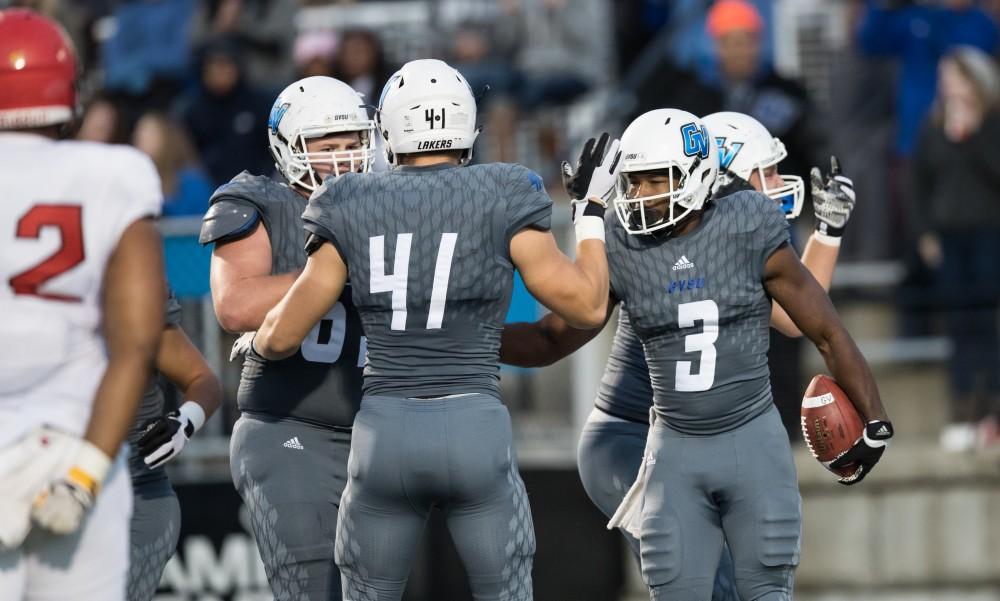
[
  {"x1": 31, "y1": 440, "x2": 110, "y2": 534},
  {"x1": 137, "y1": 401, "x2": 206, "y2": 469},
  {"x1": 811, "y1": 155, "x2": 856, "y2": 241},
  {"x1": 230, "y1": 331, "x2": 256, "y2": 361}
]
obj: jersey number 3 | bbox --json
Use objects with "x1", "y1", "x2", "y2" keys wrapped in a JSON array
[
  {"x1": 9, "y1": 205, "x2": 85, "y2": 302},
  {"x1": 676, "y1": 300, "x2": 718, "y2": 392},
  {"x1": 370, "y1": 233, "x2": 458, "y2": 331}
]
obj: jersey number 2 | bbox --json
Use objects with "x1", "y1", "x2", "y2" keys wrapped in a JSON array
[
  {"x1": 676, "y1": 300, "x2": 718, "y2": 392},
  {"x1": 9, "y1": 205, "x2": 85, "y2": 302},
  {"x1": 370, "y1": 233, "x2": 457, "y2": 331}
]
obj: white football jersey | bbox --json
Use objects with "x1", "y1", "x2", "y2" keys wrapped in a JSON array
[{"x1": 0, "y1": 133, "x2": 162, "y2": 447}]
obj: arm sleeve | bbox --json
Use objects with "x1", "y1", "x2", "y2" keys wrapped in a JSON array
[
  {"x1": 164, "y1": 287, "x2": 183, "y2": 327},
  {"x1": 909, "y1": 122, "x2": 934, "y2": 238},
  {"x1": 301, "y1": 178, "x2": 347, "y2": 258},
  {"x1": 753, "y1": 195, "x2": 791, "y2": 279},
  {"x1": 504, "y1": 165, "x2": 554, "y2": 243}
]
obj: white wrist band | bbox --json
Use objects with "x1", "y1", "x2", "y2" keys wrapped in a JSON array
[
  {"x1": 179, "y1": 400, "x2": 207, "y2": 433},
  {"x1": 812, "y1": 231, "x2": 842, "y2": 247},
  {"x1": 74, "y1": 440, "x2": 112, "y2": 492},
  {"x1": 575, "y1": 215, "x2": 605, "y2": 243}
]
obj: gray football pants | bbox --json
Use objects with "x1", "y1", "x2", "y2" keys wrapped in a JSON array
[
  {"x1": 335, "y1": 394, "x2": 535, "y2": 601},
  {"x1": 230, "y1": 413, "x2": 351, "y2": 601},
  {"x1": 127, "y1": 477, "x2": 180, "y2": 601},
  {"x1": 641, "y1": 405, "x2": 800, "y2": 601},
  {"x1": 576, "y1": 410, "x2": 739, "y2": 601}
]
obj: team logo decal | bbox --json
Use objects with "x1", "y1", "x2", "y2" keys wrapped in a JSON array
[
  {"x1": 681, "y1": 123, "x2": 711, "y2": 159},
  {"x1": 268, "y1": 100, "x2": 290, "y2": 134},
  {"x1": 715, "y1": 137, "x2": 744, "y2": 170}
]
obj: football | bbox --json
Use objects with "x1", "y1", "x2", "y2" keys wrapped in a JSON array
[{"x1": 801, "y1": 375, "x2": 864, "y2": 477}]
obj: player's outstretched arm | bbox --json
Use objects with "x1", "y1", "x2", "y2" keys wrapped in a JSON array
[
  {"x1": 770, "y1": 240, "x2": 838, "y2": 337},
  {"x1": 510, "y1": 228, "x2": 609, "y2": 329},
  {"x1": 137, "y1": 325, "x2": 223, "y2": 469},
  {"x1": 764, "y1": 244, "x2": 893, "y2": 485},
  {"x1": 256, "y1": 241, "x2": 347, "y2": 360},
  {"x1": 501, "y1": 309, "x2": 609, "y2": 368},
  {"x1": 771, "y1": 157, "x2": 854, "y2": 338},
  {"x1": 210, "y1": 225, "x2": 300, "y2": 332},
  {"x1": 32, "y1": 219, "x2": 166, "y2": 535}
]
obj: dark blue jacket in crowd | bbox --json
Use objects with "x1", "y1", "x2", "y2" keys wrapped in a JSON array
[{"x1": 857, "y1": 1, "x2": 998, "y2": 157}]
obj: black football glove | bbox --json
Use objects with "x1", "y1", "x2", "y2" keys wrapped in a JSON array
[
  {"x1": 829, "y1": 420, "x2": 893, "y2": 485},
  {"x1": 811, "y1": 155, "x2": 856, "y2": 239},
  {"x1": 561, "y1": 132, "x2": 610, "y2": 201},
  {"x1": 137, "y1": 401, "x2": 205, "y2": 468}
]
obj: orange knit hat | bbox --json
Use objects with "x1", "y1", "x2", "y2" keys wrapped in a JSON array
[{"x1": 706, "y1": 0, "x2": 764, "y2": 38}]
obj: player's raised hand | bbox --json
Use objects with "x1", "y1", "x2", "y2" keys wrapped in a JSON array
[
  {"x1": 31, "y1": 441, "x2": 110, "y2": 534},
  {"x1": 138, "y1": 401, "x2": 206, "y2": 469},
  {"x1": 830, "y1": 420, "x2": 894, "y2": 485},
  {"x1": 562, "y1": 132, "x2": 621, "y2": 205},
  {"x1": 811, "y1": 156, "x2": 855, "y2": 239}
]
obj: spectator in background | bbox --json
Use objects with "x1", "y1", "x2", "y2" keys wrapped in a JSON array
[
  {"x1": 133, "y1": 112, "x2": 214, "y2": 217},
  {"x1": 193, "y1": 0, "x2": 296, "y2": 87},
  {"x1": 101, "y1": 0, "x2": 196, "y2": 107},
  {"x1": 857, "y1": 0, "x2": 998, "y2": 159},
  {"x1": 911, "y1": 46, "x2": 1000, "y2": 451},
  {"x1": 293, "y1": 29, "x2": 338, "y2": 79},
  {"x1": 76, "y1": 94, "x2": 130, "y2": 144},
  {"x1": 331, "y1": 29, "x2": 393, "y2": 106},
  {"x1": 706, "y1": 0, "x2": 828, "y2": 182},
  {"x1": 179, "y1": 36, "x2": 274, "y2": 186}
]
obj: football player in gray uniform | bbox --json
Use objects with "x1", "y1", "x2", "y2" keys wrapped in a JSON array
[
  {"x1": 199, "y1": 76, "x2": 374, "y2": 600},
  {"x1": 505, "y1": 111, "x2": 856, "y2": 601},
  {"x1": 129, "y1": 288, "x2": 221, "y2": 601},
  {"x1": 503, "y1": 109, "x2": 891, "y2": 600},
  {"x1": 253, "y1": 58, "x2": 612, "y2": 601}
]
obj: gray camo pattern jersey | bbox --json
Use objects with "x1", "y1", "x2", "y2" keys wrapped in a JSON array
[
  {"x1": 604, "y1": 190, "x2": 789, "y2": 435},
  {"x1": 303, "y1": 162, "x2": 552, "y2": 399}
]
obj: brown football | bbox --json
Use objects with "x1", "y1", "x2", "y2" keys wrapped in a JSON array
[{"x1": 800, "y1": 375, "x2": 865, "y2": 478}]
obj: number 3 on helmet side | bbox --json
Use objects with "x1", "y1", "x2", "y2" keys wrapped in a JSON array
[{"x1": 676, "y1": 300, "x2": 718, "y2": 391}]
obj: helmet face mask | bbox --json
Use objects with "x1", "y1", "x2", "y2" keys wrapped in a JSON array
[
  {"x1": 705, "y1": 111, "x2": 804, "y2": 219},
  {"x1": 613, "y1": 109, "x2": 719, "y2": 236},
  {"x1": 267, "y1": 76, "x2": 375, "y2": 192}
]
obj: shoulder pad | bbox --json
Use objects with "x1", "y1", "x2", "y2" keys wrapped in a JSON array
[
  {"x1": 199, "y1": 199, "x2": 261, "y2": 245},
  {"x1": 208, "y1": 171, "x2": 299, "y2": 209}
]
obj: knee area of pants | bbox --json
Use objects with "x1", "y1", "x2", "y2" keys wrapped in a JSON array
[
  {"x1": 752, "y1": 489, "x2": 801, "y2": 568},
  {"x1": 639, "y1": 510, "x2": 682, "y2": 587},
  {"x1": 734, "y1": 564, "x2": 795, "y2": 601}
]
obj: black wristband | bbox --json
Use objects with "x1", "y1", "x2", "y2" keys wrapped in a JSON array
[{"x1": 815, "y1": 220, "x2": 846, "y2": 238}]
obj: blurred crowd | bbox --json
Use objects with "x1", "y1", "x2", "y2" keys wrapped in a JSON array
[{"x1": 5, "y1": 0, "x2": 1000, "y2": 449}]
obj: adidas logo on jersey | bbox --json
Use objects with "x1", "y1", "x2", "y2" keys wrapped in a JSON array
[
  {"x1": 672, "y1": 256, "x2": 695, "y2": 271},
  {"x1": 283, "y1": 437, "x2": 304, "y2": 450}
]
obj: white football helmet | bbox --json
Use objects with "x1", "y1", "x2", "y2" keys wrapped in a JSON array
[
  {"x1": 614, "y1": 109, "x2": 719, "y2": 235},
  {"x1": 703, "y1": 111, "x2": 804, "y2": 219},
  {"x1": 267, "y1": 76, "x2": 375, "y2": 192},
  {"x1": 376, "y1": 59, "x2": 479, "y2": 166}
]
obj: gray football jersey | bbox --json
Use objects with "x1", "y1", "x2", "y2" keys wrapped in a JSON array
[
  {"x1": 303, "y1": 162, "x2": 552, "y2": 399},
  {"x1": 128, "y1": 288, "x2": 182, "y2": 484},
  {"x1": 206, "y1": 172, "x2": 363, "y2": 428},
  {"x1": 604, "y1": 190, "x2": 789, "y2": 435},
  {"x1": 594, "y1": 307, "x2": 652, "y2": 423}
]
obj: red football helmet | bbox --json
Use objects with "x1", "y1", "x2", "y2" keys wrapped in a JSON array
[{"x1": 0, "y1": 8, "x2": 78, "y2": 129}]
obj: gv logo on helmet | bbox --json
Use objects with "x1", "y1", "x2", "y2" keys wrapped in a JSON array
[
  {"x1": 268, "y1": 101, "x2": 290, "y2": 134},
  {"x1": 680, "y1": 123, "x2": 711, "y2": 159},
  {"x1": 715, "y1": 137, "x2": 744, "y2": 170}
]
